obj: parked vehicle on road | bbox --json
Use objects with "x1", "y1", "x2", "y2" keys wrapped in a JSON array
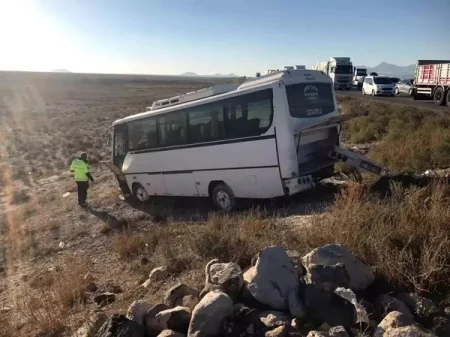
[
  {"x1": 353, "y1": 67, "x2": 367, "y2": 88},
  {"x1": 413, "y1": 60, "x2": 450, "y2": 105},
  {"x1": 395, "y1": 79, "x2": 414, "y2": 96},
  {"x1": 390, "y1": 77, "x2": 401, "y2": 85},
  {"x1": 362, "y1": 76, "x2": 394, "y2": 96},
  {"x1": 106, "y1": 68, "x2": 389, "y2": 211},
  {"x1": 312, "y1": 57, "x2": 354, "y2": 90}
]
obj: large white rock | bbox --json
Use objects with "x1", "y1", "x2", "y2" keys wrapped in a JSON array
[
  {"x1": 155, "y1": 306, "x2": 191, "y2": 334},
  {"x1": 374, "y1": 294, "x2": 413, "y2": 318},
  {"x1": 374, "y1": 311, "x2": 437, "y2": 337},
  {"x1": 149, "y1": 266, "x2": 169, "y2": 282},
  {"x1": 334, "y1": 287, "x2": 369, "y2": 324},
  {"x1": 302, "y1": 244, "x2": 374, "y2": 291},
  {"x1": 245, "y1": 246, "x2": 299, "y2": 311},
  {"x1": 288, "y1": 291, "x2": 306, "y2": 319},
  {"x1": 187, "y1": 290, "x2": 233, "y2": 337},
  {"x1": 126, "y1": 300, "x2": 153, "y2": 325},
  {"x1": 164, "y1": 284, "x2": 199, "y2": 310},
  {"x1": 208, "y1": 262, "x2": 244, "y2": 301}
]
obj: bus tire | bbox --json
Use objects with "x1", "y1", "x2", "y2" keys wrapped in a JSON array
[
  {"x1": 446, "y1": 89, "x2": 450, "y2": 106},
  {"x1": 211, "y1": 183, "x2": 235, "y2": 212},
  {"x1": 433, "y1": 87, "x2": 445, "y2": 106},
  {"x1": 132, "y1": 183, "x2": 149, "y2": 203}
]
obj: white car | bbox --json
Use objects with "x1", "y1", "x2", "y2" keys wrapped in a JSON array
[{"x1": 362, "y1": 76, "x2": 395, "y2": 96}]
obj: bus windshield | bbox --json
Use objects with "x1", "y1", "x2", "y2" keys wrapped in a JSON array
[{"x1": 286, "y1": 83, "x2": 335, "y2": 118}]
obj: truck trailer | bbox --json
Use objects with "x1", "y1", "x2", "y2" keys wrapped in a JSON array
[
  {"x1": 312, "y1": 57, "x2": 353, "y2": 90},
  {"x1": 413, "y1": 60, "x2": 450, "y2": 106}
]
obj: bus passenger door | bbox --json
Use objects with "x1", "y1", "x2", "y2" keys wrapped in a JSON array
[
  {"x1": 106, "y1": 124, "x2": 131, "y2": 197},
  {"x1": 103, "y1": 161, "x2": 131, "y2": 197},
  {"x1": 113, "y1": 124, "x2": 128, "y2": 169}
]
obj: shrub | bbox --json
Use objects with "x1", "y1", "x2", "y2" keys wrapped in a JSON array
[
  {"x1": 307, "y1": 181, "x2": 450, "y2": 295},
  {"x1": 338, "y1": 96, "x2": 450, "y2": 172}
]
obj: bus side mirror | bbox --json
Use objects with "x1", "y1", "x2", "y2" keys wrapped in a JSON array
[{"x1": 106, "y1": 132, "x2": 111, "y2": 147}]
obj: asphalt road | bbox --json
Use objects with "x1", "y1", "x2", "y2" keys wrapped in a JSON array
[{"x1": 336, "y1": 88, "x2": 450, "y2": 114}]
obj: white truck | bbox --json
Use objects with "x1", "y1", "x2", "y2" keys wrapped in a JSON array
[
  {"x1": 353, "y1": 67, "x2": 368, "y2": 88},
  {"x1": 312, "y1": 57, "x2": 354, "y2": 90}
]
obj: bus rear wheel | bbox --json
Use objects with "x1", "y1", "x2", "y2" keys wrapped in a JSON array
[
  {"x1": 132, "y1": 183, "x2": 149, "y2": 202},
  {"x1": 211, "y1": 183, "x2": 235, "y2": 212},
  {"x1": 446, "y1": 89, "x2": 450, "y2": 106}
]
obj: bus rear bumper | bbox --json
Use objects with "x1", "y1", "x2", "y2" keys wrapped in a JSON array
[{"x1": 283, "y1": 175, "x2": 315, "y2": 196}]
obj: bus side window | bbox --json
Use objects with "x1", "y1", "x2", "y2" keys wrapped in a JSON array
[
  {"x1": 188, "y1": 107, "x2": 212, "y2": 143},
  {"x1": 188, "y1": 103, "x2": 225, "y2": 143},
  {"x1": 225, "y1": 90, "x2": 273, "y2": 138},
  {"x1": 211, "y1": 105, "x2": 224, "y2": 139},
  {"x1": 128, "y1": 118, "x2": 157, "y2": 150},
  {"x1": 158, "y1": 111, "x2": 186, "y2": 147},
  {"x1": 247, "y1": 99, "x2": 271, "y2": 129}
]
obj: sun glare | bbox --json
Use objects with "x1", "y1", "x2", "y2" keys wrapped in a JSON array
[{"x1": 0, "y1": 1, "x2": 71, "y2": 71}]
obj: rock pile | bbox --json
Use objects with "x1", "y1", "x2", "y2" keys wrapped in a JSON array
[{"x1": 75, "y1": 244, "x2": 450, "y2": 337}]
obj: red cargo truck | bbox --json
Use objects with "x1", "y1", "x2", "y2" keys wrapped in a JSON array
[{"x1": 413, "y1": 60, "x2": 450, "y2": 106}]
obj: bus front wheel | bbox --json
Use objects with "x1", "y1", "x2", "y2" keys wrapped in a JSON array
[
  {"x1": 211, "y1": 183, "x2": 235, "y2": 212},
  {"x1": 132, "y1": 183, "x2": 149, "y2": 203}
]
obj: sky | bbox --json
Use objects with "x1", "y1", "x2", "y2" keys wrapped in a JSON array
[{"x1": 0, "y1": 0, "x2": 449, "y2": 76}]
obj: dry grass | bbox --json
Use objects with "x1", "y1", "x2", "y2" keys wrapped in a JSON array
[
  {"x1": 0, "y1": 312, "x2": 14, "y2": 337},
  {"x1": 308, "y1": 181, "x2": 450, "y2": 295},
  {"x1": 189, "y1": 210, "x2": 302, "y2": 267},
  {"x1": 112, "y1": 229, "x2": 160, "y2": 260},
  {"x1": 109, "y1": 183, "x2": 450, "y2": 298},
  {"x1": 338, "y1": 96, "x2": 450, "y2": 173},
  {"x1": 112, "y1": 209, "x2": 303, "y2": 278},
  {"x1": 16, "y1": 259, "x2": 89, "y2": 336},
  {"x1": 370, "y1": 125, "x2": 450, "y2": 173}
]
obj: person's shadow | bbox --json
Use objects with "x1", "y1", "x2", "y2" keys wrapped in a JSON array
[{"x1": 86, "y1": 206, "x2": 128, "y2": 230}]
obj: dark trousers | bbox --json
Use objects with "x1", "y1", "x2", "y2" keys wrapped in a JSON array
[{"x1": 76, "y1": 181, "x2": 89, "y2": 205}]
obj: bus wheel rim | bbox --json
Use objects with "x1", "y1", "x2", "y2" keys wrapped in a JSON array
[
  {"x1": 216, "y1": 191, "x2": 231, "y2": 209},
  {"x1": 136, "y1": 186, "x2": 148, "y2": 201}
]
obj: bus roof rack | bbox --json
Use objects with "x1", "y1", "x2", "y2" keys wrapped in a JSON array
[{"x1": 147, "y1": 83, "x2": 239, "y2": 111}]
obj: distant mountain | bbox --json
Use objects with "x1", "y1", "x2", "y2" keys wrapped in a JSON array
[
  {"x1": 212, "y1": 73, "x2": 238, "y2": 77},
  {"x1": 181, "y1": 72, "x2": 199, "y2": 76},
  {"x1": 52, "y1": 69, "x2": 71, "y2": 73},
  {"x1": 181, "y1": 72, "x2": 238, "y2": 77},
  {"x1": 356, "y1": 62, "x2": 415, "y2": 79}
]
